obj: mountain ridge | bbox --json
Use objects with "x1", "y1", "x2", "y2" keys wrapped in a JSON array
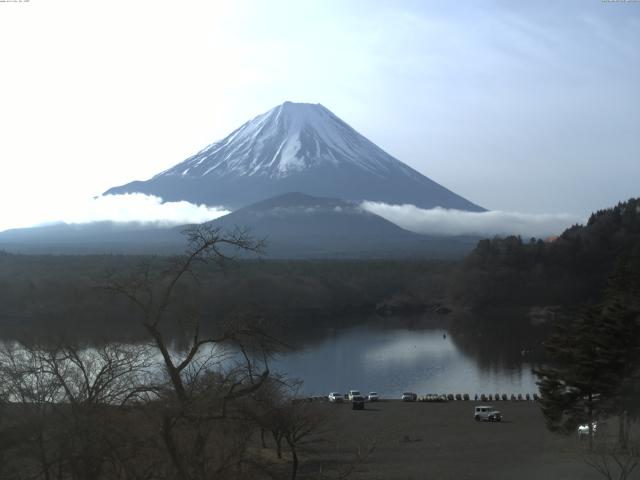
[
  {"x1": 204, "y1": 191, "x2": 479, "y2": 258},
  {"x1": 0, "y1": 192, "x2": 479, "y2": 258}
]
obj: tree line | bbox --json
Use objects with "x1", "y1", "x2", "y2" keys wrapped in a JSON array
[
  {"x1": 0, "y1": 249, "x2": 453, "y2": 341},
  {"x1": 450, "y1": 197, "x2": 640, "y2": 319}
]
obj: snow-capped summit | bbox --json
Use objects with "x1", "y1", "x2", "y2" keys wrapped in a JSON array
[
  {"x1": 158, "y1": 101, "x2": 420, "y2": 180},
  {"x1": 106, "y1": 102, "x2": 484, "y2": 211}
]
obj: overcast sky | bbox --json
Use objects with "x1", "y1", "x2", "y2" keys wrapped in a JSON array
[{"x1": 0, "y1": 0, "x2": 638, "y2": 232}]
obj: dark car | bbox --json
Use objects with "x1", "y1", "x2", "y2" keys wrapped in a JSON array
[{"x1": 351, "y1": 395, "x2": 365, "y2": 410}]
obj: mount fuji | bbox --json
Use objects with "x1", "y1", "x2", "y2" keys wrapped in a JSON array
[{"x1": 106, "y1": 102, "x2": 484, "y2": 211}]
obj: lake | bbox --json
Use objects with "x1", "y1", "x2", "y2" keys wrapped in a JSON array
[
  {"x1": 273, "y1": 323, "x2": 539, "y2": 397},
  {"x1": 0, "y1": 318, "x2": 540, "y2": 400}
]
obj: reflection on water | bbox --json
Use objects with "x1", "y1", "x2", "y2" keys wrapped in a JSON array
[
  {"x1": 273, "y1": 324, "x2": 538, "y2": 397},
  {"x1": 1, "y1": 317, "x2": 540, "y2": 399}
]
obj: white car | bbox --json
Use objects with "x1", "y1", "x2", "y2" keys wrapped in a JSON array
[
  {"x1": 474, "y1": 405, "x2": 502, "y2": 422},
  {"x1": 368, "y1": 392, "x2": 379, "y2": 402},
  {"x1": 328, "y1": 392, "x2": 344, "y2": 403},
  {"x1": 348, "y1": 390, "x2": 362, "y2": 401},
  {"x1": 578, "y1": 423, "x2": 597, "y2": 438},
  {"x1": 401, "y1": 392, "x2": 417, "y2": 402}
]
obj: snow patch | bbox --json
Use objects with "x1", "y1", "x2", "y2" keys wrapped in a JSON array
[{"x1": 156, "y1": 102, "x2": 414, "y2": 180}]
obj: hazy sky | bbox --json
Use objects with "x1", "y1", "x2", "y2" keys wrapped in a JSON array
[{"x1": 0, "y1": 0, "x2": 638, "y2": 231}]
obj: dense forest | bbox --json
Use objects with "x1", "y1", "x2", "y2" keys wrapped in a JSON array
[
  {"x1": 449, "y1": 198, "x2": 640, "y2": 326},
  {"x1": 0, "y1": 252, "x2": 453, "y2": 341},
  {"x1": 1, "y1": 198, "x2": 639, "y2": 342}
]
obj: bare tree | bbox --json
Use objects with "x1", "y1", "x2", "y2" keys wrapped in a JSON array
[
  {"x1": 104, "y1": 225, "x2": 269, "y2": 402},
  {"x1": 282, "y1": 402, "x2": 327, "y2": 480},
  {"x1": 103, "y1": 225, "x2": 284, "y2": 480},
  {"x1": 583, "y1": 440, "x2": 640, "y2": 480},
  {"x1": 0, "y1": 341, "x2": 63, "y2": 480},
  {"x1": 0, "y1": 339, "x2": 154, "y2": 480},
  {"x1": 0, "y1": 225, "x2": 338, "y2": 479}
]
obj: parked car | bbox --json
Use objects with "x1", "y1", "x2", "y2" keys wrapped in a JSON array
[
  {"x1": 348, "y1": 390, "x2": 362, "y2": 401},
  {"x1": 401, "y1": 392, "x2": 417, "y2": 402},
  {"x1": 351, "y1": 395, "x2": 365, "y2": 410},
  {"x1": 368, "y1": 392, "x2": 379, "y2": 402},
  {"x1": 578, "y1": 422, "x2": 598, "y2": 438},
  {"x1": 328, "y1": 392, "x2": 344, "y2": 403},
  {"x1": 474, "y1": 405, "x2": 502, "y2": 422}
]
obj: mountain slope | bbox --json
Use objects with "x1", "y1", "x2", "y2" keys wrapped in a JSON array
[
  {"x1": 0, "y1": 193, "x2": 479, "y2": 258},
  {"x1": 205, "y1": 192, "x2": 479, "y2": 258},
  {"x1": 0, "y1": 222, "x2": 183, "y2": 254},
  {"x1": 106, "y1": 102, "x2": 483, "y2": 211}
]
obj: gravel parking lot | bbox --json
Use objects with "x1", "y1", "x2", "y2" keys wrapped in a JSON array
[{"x1": 313, "y1": 400, "x2": 602, "y2": 480}]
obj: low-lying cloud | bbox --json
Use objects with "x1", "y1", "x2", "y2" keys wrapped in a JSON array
[
  {"x1": 2, "y1": 194, "x2": 229, "y2": 232},
  {"x1": 361, "y1": 202, "x2": 584, "y2": 238}
]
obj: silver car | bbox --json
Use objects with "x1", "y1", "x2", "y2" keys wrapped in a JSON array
[{"x1": 474, "y1": 405, "x2": 502, "y2": 422}]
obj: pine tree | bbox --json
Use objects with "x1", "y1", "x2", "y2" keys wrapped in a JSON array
[
  {"x1": 536, "y1": 249, "x2": 640, "y2": 450},
  {"x1": 596, "y1": 252, "x2": 640, "y2": 448},
  {"x1": 536, "y1": 306, "x2": 618, "y2": 449}
]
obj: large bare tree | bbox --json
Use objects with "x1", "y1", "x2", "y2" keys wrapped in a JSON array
[{"x1": 104, "y1": 225, "x2": 285, "y2": 480}]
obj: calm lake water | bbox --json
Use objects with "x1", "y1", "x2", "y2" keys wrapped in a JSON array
[
  {"x1": 272, "y1": 324, "x2": 538, "y2": 397},
  {"x1": 1, "y1": 319, "x2": 539, "y2": 400}
]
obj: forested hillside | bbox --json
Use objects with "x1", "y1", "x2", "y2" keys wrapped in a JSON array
[
  {"x1": 449, "y1": 198, "x2": 640, "y2": 314},
  {"x1": 0, "y1": 253, "x2": 451, "y2": 340}
]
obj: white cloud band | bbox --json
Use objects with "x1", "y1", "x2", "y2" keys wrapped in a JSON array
[
  {"x1": 361, "y1": 202, "x2": 583, "y2": 238},
  {"x1": 1, "y1": 194, "x2": 229, "y2": 232}
]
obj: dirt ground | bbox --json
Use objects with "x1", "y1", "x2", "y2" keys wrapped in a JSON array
[{"x1": 308, "y1": 400, "x2": 604, "y2": 480}]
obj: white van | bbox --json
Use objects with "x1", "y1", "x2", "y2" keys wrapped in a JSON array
[{"x1": 348, "y1": 390, "x2": 362, "y2": 400}]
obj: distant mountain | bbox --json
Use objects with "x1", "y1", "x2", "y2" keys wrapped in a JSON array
[
  {"x1": 0, "y1": 222, "x2": 183, "y2": 255},
  {"x1": 205, "y1": 192, "x2": 479, "y2": 258},
  {"x1": 105, "y1": 102, "x2": 484, "y2": 211},
  {"x1": 0, "y1": 193, "x2": 479, "y2": 258}
]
